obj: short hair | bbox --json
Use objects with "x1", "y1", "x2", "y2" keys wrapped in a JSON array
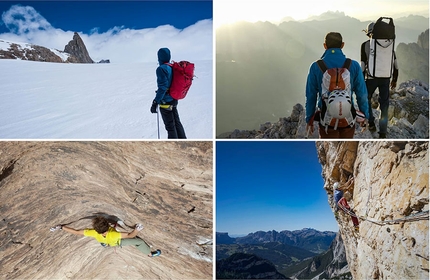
[
  {"x1": 325, "y1": 32, "x2": 343, "y2": 48},
  {"x1": 93, "y1": 216, "x2": 109, "y2": 234}
]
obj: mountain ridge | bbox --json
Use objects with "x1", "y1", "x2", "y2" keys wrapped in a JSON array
[
  {"x1": 216, "y1": 229, "x2": 350, "y2": 279},
  {"x1": 217, "y1": 228, "x2": 337, "y2": 254},
  {"x1": 0, "y1": 32, "x2": 99, "y2": 63}
]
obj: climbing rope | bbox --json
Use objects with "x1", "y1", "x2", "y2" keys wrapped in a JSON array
[{"x1": 337, "y1": 203, "x2": 429, "y2": 226}]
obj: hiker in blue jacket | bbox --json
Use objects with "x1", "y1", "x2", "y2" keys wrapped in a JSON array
[
  {"x1": 306, "y1": 32, "x2": 369, "y2": 139},
  {"x1": 150, "y1": 47, "x2": 186, "y2": 139}
]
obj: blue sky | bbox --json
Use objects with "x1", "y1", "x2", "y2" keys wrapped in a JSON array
[
  {"x1": 0, "y1": 1, "x2": 212, "y2": 63},
  {"x1": 0, "y1": 1, "x2": 213, "y2": 33},
  {"x1": 216, "y1": 141, "x2": 339, "y2": 235}
]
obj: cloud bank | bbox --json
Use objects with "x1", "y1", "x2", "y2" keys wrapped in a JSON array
[{"x1": 0, "y1": 4, "x2": 213, "y2": 63}]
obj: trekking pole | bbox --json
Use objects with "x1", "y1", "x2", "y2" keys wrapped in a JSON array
[{"x1": 156, "y1": 108, "x2": 160, "y2": 139}]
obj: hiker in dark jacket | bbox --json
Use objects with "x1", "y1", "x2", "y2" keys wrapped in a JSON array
[
  {"x1": 360, "y1": 22, "x2": 399, "y2": 139},
  {"x1": 306, "y1": 32, "x2": 369, "y2": 139},
  {"x1": 150, "y1": 47, "x2": 187, "y2": 139}
]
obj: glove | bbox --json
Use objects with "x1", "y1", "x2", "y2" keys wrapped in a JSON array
[
  {"x1": 150, "y1": 100, "x2": 158, "y2": 114},
  {"x1": 135, "y1": 223, "x2": 144, "y2": 231},
  {"x1": 50, "y1": 225, "x2": 62, "y2": 232}
]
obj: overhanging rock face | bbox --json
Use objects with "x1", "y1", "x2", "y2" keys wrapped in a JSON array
[
  {"x1": 316, "y1": 141, "x2": 429, "y2": 279},
  {"x1": 0, "y1": 142, "x2": 213, "y2": 279}
]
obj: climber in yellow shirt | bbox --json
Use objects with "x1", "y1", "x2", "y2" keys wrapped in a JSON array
[{"x1": 51, "y1": 216, "x2": 161, "y2": 257}]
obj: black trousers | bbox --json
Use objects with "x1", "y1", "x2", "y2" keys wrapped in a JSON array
[
  {"x1": 366, "y1": 78, "x2": 390, "y2": 134},
  {"x1": 160, "y1": 106, "x2": 186, "y2": 139}
]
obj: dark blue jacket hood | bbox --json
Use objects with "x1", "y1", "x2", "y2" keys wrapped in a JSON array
[{"x1": 158, "y1": 48, "x2": 171, "y2": 65}]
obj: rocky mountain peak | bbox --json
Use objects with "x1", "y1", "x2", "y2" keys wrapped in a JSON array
[
  {"x1": 64, "y1": 32, "x2": 94, "y2": 63},
  {"x1": 219, "y1": 79, "x2": 429, "y2": 139},
  {"x1": 417, "y1": 29, "x2": 429, "y2": 49}
]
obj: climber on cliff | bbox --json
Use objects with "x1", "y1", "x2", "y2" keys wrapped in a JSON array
[
  {"x1": 338, "y1": 191, "x2": 360, "y2": 231},
  {"x1": 333, "y1": 179, "x2": 359, "y2": 230},
  {"x1": 333, "y1": 177, "x2": 354, "y2": 210},
  {"x1": 50, "y1": 216, "x2": 161, "y2": 257}
]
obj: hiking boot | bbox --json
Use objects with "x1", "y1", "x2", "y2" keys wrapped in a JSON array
[
  {"x1": 368, "y1": 121, "x2": 376, "y2": 131},
  {"x1": 379, "y1": 132, "x2": 386, "y2": 139}
]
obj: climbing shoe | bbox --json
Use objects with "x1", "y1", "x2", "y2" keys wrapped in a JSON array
[
  {"x1": 150, "y1": 249, "x2": 161, "y2": 257},
  {"x1": 50, "y1": 225, "x2": 62, "y2": 232}
]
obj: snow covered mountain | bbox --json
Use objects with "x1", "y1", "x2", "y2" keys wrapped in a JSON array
[
  {"x1": 0, "y1": 38, "x2": 71, "y2": 62},
  {"x1": 0, "y1": 32, "x2": 94, "y2": 63}
]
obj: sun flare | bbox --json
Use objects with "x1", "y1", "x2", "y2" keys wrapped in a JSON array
[{"x1": 214, "y1": 0, "x2": 429, "y2": 28}]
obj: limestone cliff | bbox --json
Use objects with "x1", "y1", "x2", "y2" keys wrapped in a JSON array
[
  {"x1": 0, "y1": 142, "x2": 212, "y2": 279},
  {"x1": 316, "y1": 141, "x2": 429, "y2": 279}
]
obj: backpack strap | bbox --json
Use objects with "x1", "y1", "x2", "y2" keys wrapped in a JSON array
[
  {"x1": 317, "y1": 58, "x2": 352, "y2": 72},
  {"x1": 316, "y1": 59, "x2": 327, "y2": 73},
  {"x1": 342, "y1": 58, "x2": 352, "y2": 69}
]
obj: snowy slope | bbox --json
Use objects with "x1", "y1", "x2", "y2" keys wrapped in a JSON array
[{"x1": 0, "y1": 59, "x2": 212, "y2": 139}]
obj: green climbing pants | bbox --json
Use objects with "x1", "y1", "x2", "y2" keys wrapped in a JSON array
[{"x1": 120, "y1": 237, "x2": 151, "y2": 254}]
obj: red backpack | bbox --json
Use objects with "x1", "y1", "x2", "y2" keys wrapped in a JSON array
[{"x1": 166, "y1": 61, "x2": 195, "y2": 100}]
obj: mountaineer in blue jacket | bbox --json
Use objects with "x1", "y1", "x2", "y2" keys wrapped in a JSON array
[
  {"x1": 305, "y1": 32, "x2": 369, "y2": 139},
  {"x1": 150, "y1": 47, "x2": 186, "y2": 139}
]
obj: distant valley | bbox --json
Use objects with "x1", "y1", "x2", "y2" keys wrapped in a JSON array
[{"x1": 216, "y1": 229, "x2": 349, "y2": 279}]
